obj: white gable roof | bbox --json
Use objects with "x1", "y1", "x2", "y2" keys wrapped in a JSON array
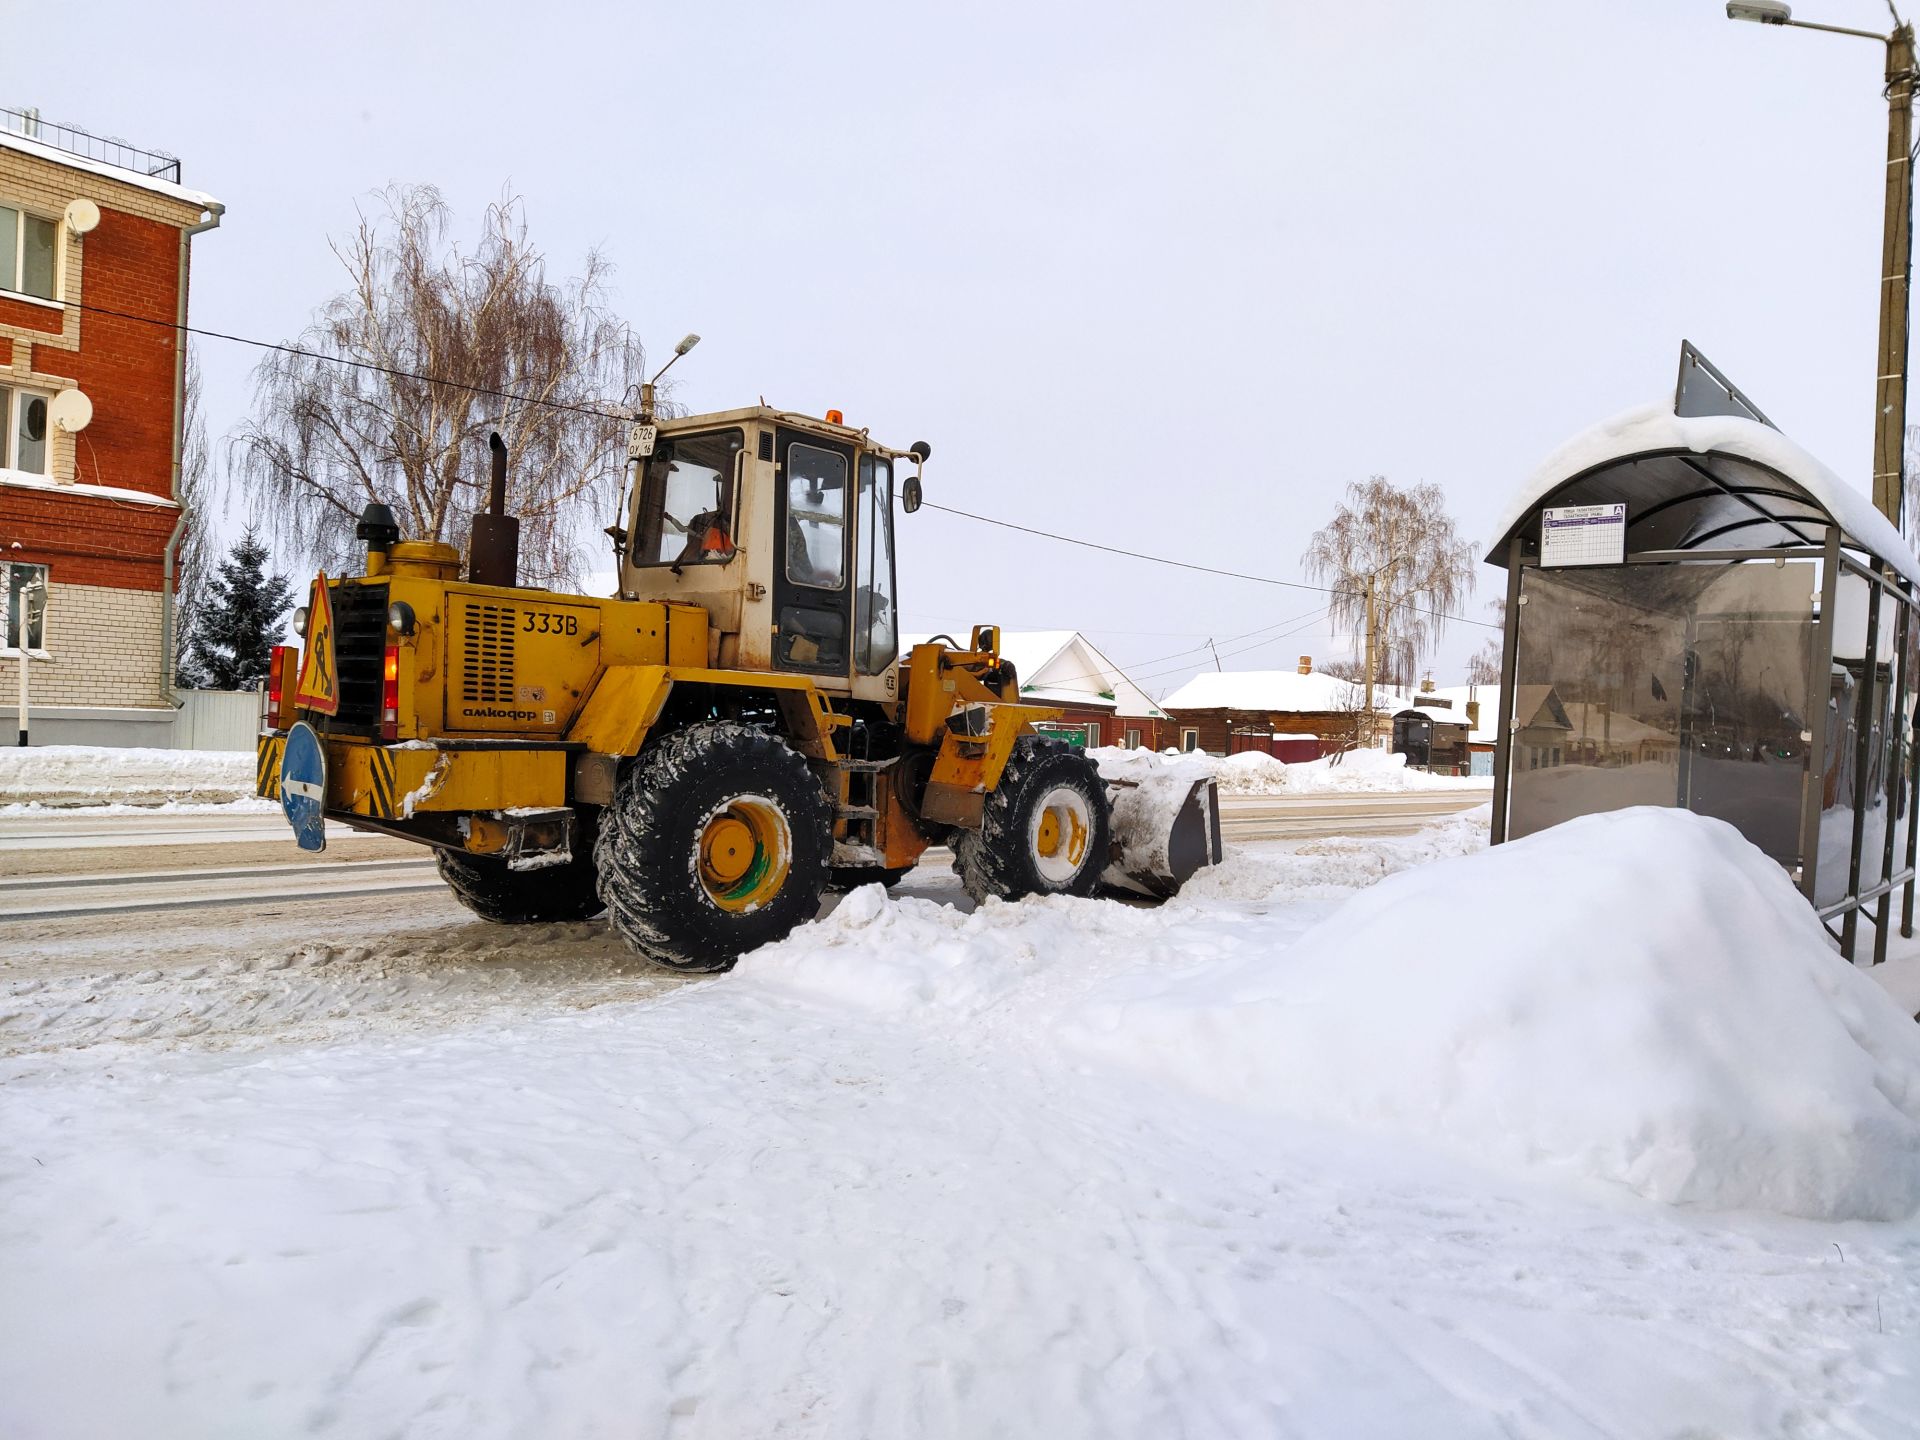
[{"x1": 901, "y1": 631, "x2": 1167, "y2": 718}]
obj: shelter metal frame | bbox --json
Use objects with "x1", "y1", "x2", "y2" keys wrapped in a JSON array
[{"x1": 1489, "y1": 455, "x2": 1918, "y2": 964}]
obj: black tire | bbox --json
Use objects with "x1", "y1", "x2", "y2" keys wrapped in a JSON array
[
  {"x1": 826, "y1": 864, "x2": 915, "y2": 892},
  {"x1": 594, "y1": 722, "x2": 833, "y2": 972},
  {"x1": 954, "y1": 737, "x2": 1111, "y2": 905},
  {"x1": 435, "y1": 847, "x2": 604, "y2": 925}
]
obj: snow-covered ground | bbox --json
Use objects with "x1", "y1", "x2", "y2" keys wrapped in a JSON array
[
  {"x1": 1093, "y1": 743, "x2": 1491, "y2": 798},
  {"x1": 6, "y1": 806, "x2": 1920, "y2": 1437},
  {"x1": 0, "y1": 744, "x2": 267, "y2": 811}
]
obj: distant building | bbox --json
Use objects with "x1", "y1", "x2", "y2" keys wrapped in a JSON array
[
  {"x1": 904, "y1": 630, "x2": 1172, "y2": 749},
  {"x1": 1160, "y1": 655, "x2": 1410, "y2": 755},
  {"x1": 1395, "y1": 683, "x2": 1500, "y2": 775},
  {"x1": 0, "y1": 109, "x2": 223, "y2": 744}
]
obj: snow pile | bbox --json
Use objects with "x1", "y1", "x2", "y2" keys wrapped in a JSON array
[
  {"x1": 0, "y1": 745, "x2": 266, "y2": 810},
  {"x1": 1170, "y1": 807, "x2": 1490, "y2": 903},
  {"x1": 1219, "y1": 746, "x2": 1483, "y2": 796},
  {"x1": 1068, "y1": 808, "x2": 1920, "y2": 1221},
  {"x1": 1090, "y1": 744, "x2": 1487, "y2": 798}
]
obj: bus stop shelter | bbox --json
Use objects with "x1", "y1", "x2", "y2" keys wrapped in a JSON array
[{"x1": 1487, "y1": 344, "x2": 1920, "y2": 963}]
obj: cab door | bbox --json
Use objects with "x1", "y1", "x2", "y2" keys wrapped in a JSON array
[{"x1": 772, "y1": 429, "x2": 855, "y2": 678}]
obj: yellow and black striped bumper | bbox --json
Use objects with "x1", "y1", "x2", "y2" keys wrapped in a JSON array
[
  {"x1": 256, "y1": 733, "x2": 285, "y2": 800},
  {"x1": 256, "y1": 733, "x2": 567, "y2": 821}
]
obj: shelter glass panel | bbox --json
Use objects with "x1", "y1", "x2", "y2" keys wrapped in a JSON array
[
  {"x1": 1508, "y1": 561, "x2": 1815, "y2": 868},
  {"x1": 1816, "y1": 575, "x2": 1906, "y2": 905}
]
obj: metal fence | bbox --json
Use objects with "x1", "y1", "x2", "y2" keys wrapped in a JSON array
[
  {"x1": 0, "y1": 106, "x2": 182, "y2": 184},
  {"x1": 171, "y1": 689, "x2": 262, "y2": 751}
]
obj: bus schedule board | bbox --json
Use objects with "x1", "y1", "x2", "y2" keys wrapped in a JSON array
[{"x1": 1541, "y1": 503, "x2": 1626, "y2": 568}]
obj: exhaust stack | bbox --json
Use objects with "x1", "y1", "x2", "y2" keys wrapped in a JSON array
[{"x1": 469, "y1": 431, "x2": 520, "y2": 587}]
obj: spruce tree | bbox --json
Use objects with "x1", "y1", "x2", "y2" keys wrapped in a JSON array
[{"x1": 185, "y1": 530, "x2": 296, "y2": 690}]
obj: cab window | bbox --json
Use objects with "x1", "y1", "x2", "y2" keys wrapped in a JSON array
[
  {"x1": 631, "y1": 429, "x2": 742, "y2": 566},
  {"x1": 785, "y1": 443, "x2": 847, "y2": 589},
  {"x1": 854, "y1": 454, "x2": 897, "y2": 674}
]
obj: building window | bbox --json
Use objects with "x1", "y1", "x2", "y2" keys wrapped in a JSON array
[
  {"x1": 0, "y1": 205, "x2": 58, "y2": 301},
  {"x1": 4, "y1": 563, "x2": 48, "y2": 654},
  {"x1": 1181, "y1": 727, "x2": 1200, "y2": 753},
  {"x1": 1124, "y1": 727, "x2": 1142, "y2": 749},
  {"x1": 0, "y1": 385, "x2": 50, "y2": 475}
]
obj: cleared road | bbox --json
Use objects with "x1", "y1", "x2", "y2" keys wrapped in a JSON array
[{"x1": 0, "y1": 788, "x2": 1490, "y2": 924}]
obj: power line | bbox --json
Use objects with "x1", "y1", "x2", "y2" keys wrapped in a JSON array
[
  {"x1": 67, "y1": 293, "x2": 1500, "y2": 634},
  {"x1": 917, "y1": 501, "x2": 1499, "y2": 631},
  {"x1": 61, "y1": 295, "x2": 631, "y2": 422}
]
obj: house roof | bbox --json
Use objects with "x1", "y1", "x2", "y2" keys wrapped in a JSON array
[
  {"x1": 1159, "y1": 669, "x2": 1411, "y2": 715},
  {"x1": 1426, "y1": 683, "x2": 1501, "y2": 745},
  {"x1": 902, "y1": 630, "x2": 1167, "y2": 717}
]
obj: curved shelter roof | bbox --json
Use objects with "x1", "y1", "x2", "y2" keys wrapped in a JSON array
[{"x1": 1486, "y1": 402, "x2": 1920, "y2": 589}]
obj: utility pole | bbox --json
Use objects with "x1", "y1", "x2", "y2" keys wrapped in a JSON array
[
  {"x1": 1875, "y1": 21, "x2": 1916, "y2": 527},
  {"x1": 1726, "y1": 3, "x2": 1918, "y2": 526},
  {"x1": 1207, "y1": 638, "x2": 1222, "y2": 672}
]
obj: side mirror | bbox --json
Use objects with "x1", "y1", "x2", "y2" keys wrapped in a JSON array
[
  {"x1": 909, "y1": 440, "x2": 932, "y2": 463},
  {"x1": 902, "y1": 474, "x2": 923, "y2": 513}
]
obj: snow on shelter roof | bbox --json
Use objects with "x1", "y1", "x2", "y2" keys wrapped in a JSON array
[{"x1": 1487, "y1": 402, "x2": 1920, "y2": 590}]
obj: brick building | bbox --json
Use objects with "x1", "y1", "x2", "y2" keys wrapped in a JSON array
[
  {"x1": 1160, "y1": 656, "x2": 1412, "y2": 755},
  {"x1": 0, "y1": 110, "x2": 222, "y2": 744}
]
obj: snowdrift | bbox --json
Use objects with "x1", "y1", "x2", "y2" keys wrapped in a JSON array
[
  {"x1": 1069, "y1": 808, "x2": 1920, "y2": 1220},
  {"x1": 0, "y1": 745, "x2": 265, "y2": 810},
  {"x1": 1091, "y1": 744, "x2": 1487, "y2": 798}
]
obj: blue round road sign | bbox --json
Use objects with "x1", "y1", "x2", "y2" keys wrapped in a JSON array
[{"x1": 280, "y1": 720, "x2": 329, "y2": 853}]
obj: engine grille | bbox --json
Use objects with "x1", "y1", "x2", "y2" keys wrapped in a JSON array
[
  {"x1": 461, "y1": 603, "x2": 517, "y2": 704},
  {"x1": 329, "y1": 581, "x2": 389, "y2": 732}
]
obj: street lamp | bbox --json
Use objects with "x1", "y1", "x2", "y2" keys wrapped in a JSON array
[{"x1": 1727, "y1": 0, "x2": 1918, "y2": 529}]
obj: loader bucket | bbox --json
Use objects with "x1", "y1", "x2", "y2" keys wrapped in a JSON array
[{"x1": 1101, "y1": 772, "x2": 1224, "y2": 899}]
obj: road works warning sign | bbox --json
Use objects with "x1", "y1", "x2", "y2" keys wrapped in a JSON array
[
  {"x1": 1541, "y1": 503, "x2": 1627, "y2": 568},
  {"x1": 293, "y1": 574, "x2": 340, "y2": 716}
]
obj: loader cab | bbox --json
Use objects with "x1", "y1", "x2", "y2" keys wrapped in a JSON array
[{"x1": 620, "y1": 406, "x2": 901, "y2": 702}]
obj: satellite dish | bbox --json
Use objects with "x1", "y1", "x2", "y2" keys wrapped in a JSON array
[
  {"x1": 49, "y1": 388, "x2": 92, "y2": 433},
  {"x1": 63, "y1": 198, "x2": 100, "y2": 235}
]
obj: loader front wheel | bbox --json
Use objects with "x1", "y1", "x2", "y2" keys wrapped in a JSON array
[
  {"x1": 595, "y1": 722, "x2": 833, "y2": 972},
  {"x1": 954, "y1": 737, "x2": 1110, "y2": 905},
  {"x1": 435, "y1": 848, "x2": 605, "y2": 925}
]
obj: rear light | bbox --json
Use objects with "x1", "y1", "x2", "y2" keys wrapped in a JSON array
[
  {"x1": 381, "y1": 643, "x2": 400, "y2": 742},
  {"x1": 266, "y1": 644, "x2": 295, "y2": 730}
]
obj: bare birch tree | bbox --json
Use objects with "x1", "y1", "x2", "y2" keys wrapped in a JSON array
[
  {"x1": 232, "y1": 184, "x2": 647, "y2": 586},
  {"x1": 174, "y1": 344, "x2": 215, "y2": 686},
  {"x1": 1466, "y1": 598, "x2": 1505, "y2": 685},
  {"x1": 1302, "y1": 476, "x2": 1476, "y2": 689}
]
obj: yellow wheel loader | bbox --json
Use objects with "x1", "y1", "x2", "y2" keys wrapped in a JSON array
[{"x1": 257, "y1": 390, "x2": 1219, "y2": 971}]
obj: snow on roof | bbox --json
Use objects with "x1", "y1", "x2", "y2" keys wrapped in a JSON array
[
  {"x1": 1160, "y1": 669, "x2": 1411, "y2": 715},
  {"x1": 1427, "y1": 684, "x2": 1501, "y2": 744},
  {"x1": 0, "y1": 129, "x2": 220, "y2": 213},
  {"x1": 1489, "y1": 402, "x2": 1920, "y2": 589},
  {"x1": 902, "y1": 630, "x2": 1167, "y2": 717}
]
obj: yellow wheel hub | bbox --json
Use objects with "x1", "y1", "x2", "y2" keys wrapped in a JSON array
[
  {"x1": 702, "y1": 817, "x2": 754, "y2": 884},
  {"x1": 697, "y1": 799, "x2": 790, "y2": 912},
  {"x1": 1037, "y1": 809, "x2": 1062, "y2": 858}
]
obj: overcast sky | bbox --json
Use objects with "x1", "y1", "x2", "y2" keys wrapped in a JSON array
[{"x1": 10, "y1": 0, "x2": 1909, "y2": 697}]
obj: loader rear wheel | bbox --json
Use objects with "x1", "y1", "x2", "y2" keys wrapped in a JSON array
[
  {"x1": 594, "y1": 722, "x2": 833, "y2": 972},
  {"x1": 435, "y1": 848, "x2": 605, "y2": 925},
  {"x1": 954, "y1": 737, "x2": 1110, "y2": 905}
]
